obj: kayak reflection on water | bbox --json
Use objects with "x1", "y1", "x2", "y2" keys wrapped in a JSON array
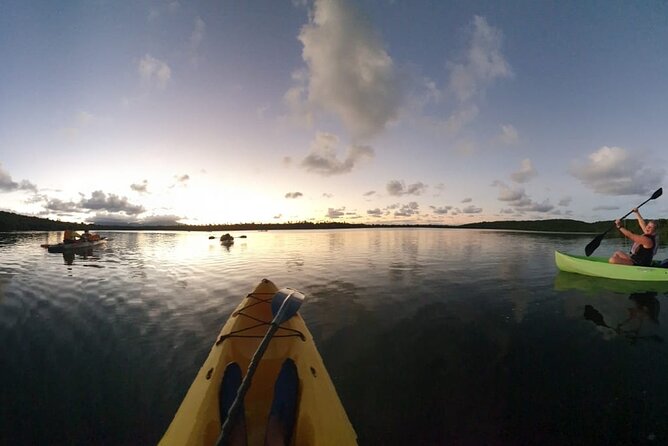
[{"x1": 584, "y1": 292, "x2": 663, "y2": 344}]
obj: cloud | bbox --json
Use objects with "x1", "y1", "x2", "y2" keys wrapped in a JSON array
[
  {"x1": 492, "y1": 181, "x2": 554, "y2": 213},
  {"x1": 287, "y1": 0, "x2": 401, "y2": 140},
  {"x1": 80, "y1": 190, "x2": 145, "y2": 215},
  {"x1": 285, "y1": 192, "x2": 303, "y2": 199},
  {"x1": 326, "y1": 207, "x2": 346, "y2": 218},
  {"x1": 301, "y1": 132, "x2": 374, "y2": 176},
  {"x1": 593, "y1": 205, "x2": 620, "y2": 211},
  {"x1": 461, "y1": 197, "x2": 472, "y2": 203},
  {"x1": 511, "y1": 158, "x2": 537, "y2": 183},
  {"x1": 44, "y1": 198, "x2": 80, "y2": 213},
  {"x1": 462, "y1": 205, "x2": 483, "y2": 214},
  {"x1": 394, "y1": 201, "x2": 419, "y2": 217},
  {"x1": 322, "y1": 192, "x2": 333, "y2": 198},
  {"x1": 189, "y1": 17, "x2": 206, "y2": 66},
  {"x1": 191, "y1": 17, "x2": 205, "y2": 49},
  {"x1": 174, "y1": 174, "x2": 190, "y2": 185},
  {"x1": 367, "y1": 208, "x2": 383, "y2": 217},
  {"x1": 363, "y1": 190, "x2": 376, "y2": 197},
  {"x1": 497, "y1": 124, "x2": 519, "y2": 145},
  {"x1": 0, "y1": 164, "x2": 37, "y2": 192},
  {"x1": 520, "y1": 200, "x2": 554, "y2": 212},
  {"x1": 141, "y1": 214, "x2": 183, "y2": 225},
  {"x1": 273, "y1": 213, "x2": 283, "y2": 219},
  {"x1": 139, "y1": 54, "x2": 171, "y2": 89},
  {"x1": 386, "y1": 180, "x2": 427, "y2": 196},
  {"x1": 570, "y1": 146, "x2": 665, "y2": 195},
  {"x1": 558, "y1": 196, "x2": 572, "y2": 206},
  {"x1": 499, "y1": 208, "x2": 515, "y2": 214},
  {"x1": 443, "y1": 105, "x2": 479, "y2": 135},
  {"x1": 131, "y1": 180, "x2": 149, "y2": 193},
  {"x1": 430, "y1": 205, "x2": 453, "y2": 215},
  {"x1": 447, "y1": 16, "x2": 512, "y2": 103}
]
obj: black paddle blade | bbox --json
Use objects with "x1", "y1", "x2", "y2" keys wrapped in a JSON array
[
  {"x1": 651, "y1": 188, "x2": 663, "y2": 200},
  {"x1": 585, "y1": 234, "x2": 604, "y2": 257}
]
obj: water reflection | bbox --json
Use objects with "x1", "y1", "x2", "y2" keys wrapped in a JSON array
[{"x1": 584, "y1": 293, "x2": 662, "y2": 344}]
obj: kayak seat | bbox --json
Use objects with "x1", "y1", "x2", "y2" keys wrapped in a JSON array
[
  {"x1": 266, "y1": 358, "x2": 299, "y2": 445},
  {"x1": 219, "y1": 362, "x2": 247, "y2": 444}
]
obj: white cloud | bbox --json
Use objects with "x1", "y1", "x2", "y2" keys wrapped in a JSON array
[
  {"x1": 497, "y1": 124, "x2": 519, "y2": 145},
  {"x1": 0, "y1": 164, "x2": 37, "y2": 192},
  {"x1": 386, "y1": 180, "x2": 427, "y2": 196},
  {"x1": 570, "y1": 146, "x2": 665, "y2": 195},
  {"x1": 301, "y1": 132, "x2": 374, "y2": 176},
  {"x1": 443, "y1": 105, "x2": 478, "y2": 135},
  {"x1": 191, "y1": 17, "x2": 205, "y2": 49},
  {"x1": 287, "y1": 0, "x2": 401, "y2": 140},
  {"x1": 139, "y1": 54, "x2": 171, "y2": 89},
  {"x1": 511, "y1": 158, "x2": 537, "y2": 183},
  {"x1": 447, "y1": 16, "x2": 512, "y2": 104}
]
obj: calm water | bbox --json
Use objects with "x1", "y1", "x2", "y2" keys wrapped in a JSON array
[{"x1": 2, "y1": 229, "x2": 668, "y2": 445}]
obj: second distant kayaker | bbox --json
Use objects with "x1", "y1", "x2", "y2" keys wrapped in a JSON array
[
  {"x1": 608, "y1": 208, "x2": 658, "y2": 266},
  {"x1": 80, "y1": 229, "x2": 101, "y2": 242}
]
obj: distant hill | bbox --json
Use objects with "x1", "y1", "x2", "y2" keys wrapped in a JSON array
[
  {"x1": 1, "y1": 210, "x2": 665, "y2": 239},
  {"x1": 0, "y1": 211, "x2": 89, "y2": 231},
  {"x1": 459, "y1": 219, "x2": 600, "y2": 233}
]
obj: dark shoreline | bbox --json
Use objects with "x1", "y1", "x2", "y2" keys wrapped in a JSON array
[{"x1": 4, "y1": 210, "x2": 665, "y2": 237}]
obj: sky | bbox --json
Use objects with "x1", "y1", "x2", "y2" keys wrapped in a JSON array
[{"x1": 2, "y1": 0, "x2": 668, "y2": 226}]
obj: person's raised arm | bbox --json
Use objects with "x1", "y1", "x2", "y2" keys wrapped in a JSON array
[
  {"x1": 617, "y1": 218, "x2": 653, "y2": 248},
  {"x1": 633, "y1": 208, "x2": 648, "y2": 232}
]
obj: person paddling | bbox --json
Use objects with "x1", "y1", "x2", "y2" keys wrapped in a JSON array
[
  {"x1": 608, "y1": 208, "x2": 658, "y2": 266},
  {"x1": 63, "y1": 228, "x2": 81, "y2": 244}
]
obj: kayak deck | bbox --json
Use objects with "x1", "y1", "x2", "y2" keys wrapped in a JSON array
[
  {"x1": 555, "y1": 250, "x2": 668, "y2": 281},
  {"x1": 159, "y1": 279, "x2": 357, "y2": 446}
]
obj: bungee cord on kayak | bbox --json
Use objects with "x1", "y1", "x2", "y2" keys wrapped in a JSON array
[{"x1": 216, "y1": 292, "x2": 306, "y2": 346}]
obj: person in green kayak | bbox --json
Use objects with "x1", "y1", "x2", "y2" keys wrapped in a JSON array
[{"x1": 608, "y1": 208, "x2": 658, "y2": 266}]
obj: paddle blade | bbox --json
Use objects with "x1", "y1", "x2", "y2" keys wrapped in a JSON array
[
  {"x1": 585, "y1": 234, "x2": 604, "y2": 257},
  {"x1": 651, "y1": 187, "x2": 663, "y2": 200},
  {"x1": 271, "y1": 288, "x2": 305, "y2": 324}
]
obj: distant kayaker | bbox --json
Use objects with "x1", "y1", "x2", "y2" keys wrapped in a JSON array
[
  {"x1": 608, "y1": 208, "x2": 658, "y2": 266},
  {"x1": 63, "y1": 228, "x2": 81, "y2": 244},
  {"x1": 80, "y1": 229, "x2": 101, "y2": 242}
]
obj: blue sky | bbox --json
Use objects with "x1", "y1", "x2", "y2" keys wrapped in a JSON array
[{"x1": 1, "y1": 0, "x2": 667, "y2": 225}]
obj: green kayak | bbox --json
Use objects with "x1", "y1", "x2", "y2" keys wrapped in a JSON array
[{"x1": 555, "y1": 251, "x2": 668, "y2": 281}]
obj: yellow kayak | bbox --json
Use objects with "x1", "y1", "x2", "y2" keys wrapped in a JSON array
[{"x1": 160, "y1": 279, "x2": 357, "y2": 446}]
